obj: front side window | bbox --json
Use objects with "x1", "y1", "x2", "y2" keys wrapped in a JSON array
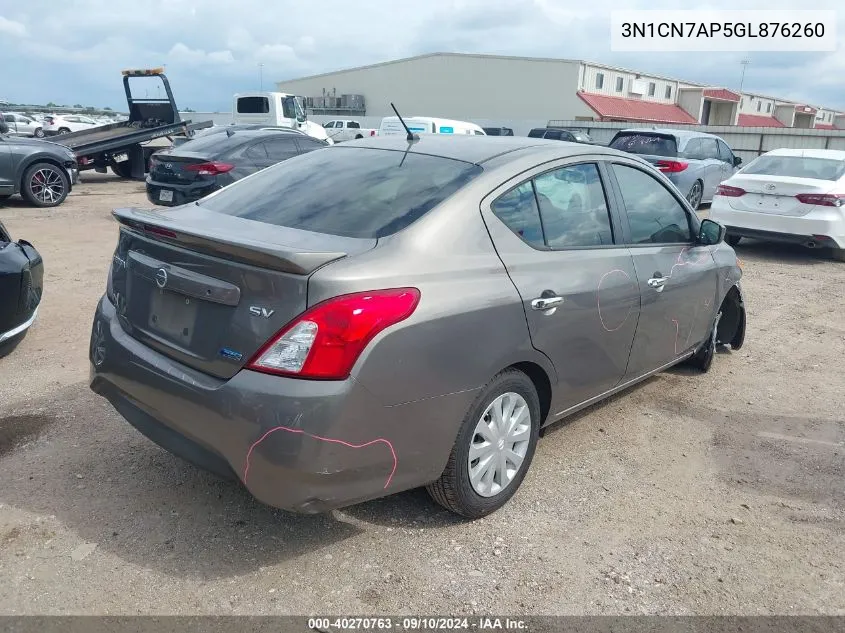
[
  {"x1": 717, "y1": 140, "x2": 733, "y2": 163},
  {"x1": 323, "y1": 121, "x2": 335, "y2": 128},
  {"x1": 533, "y1": 164, "x2": 614, "y2": 247},
  {"x1": 491, "y1": 182, "x2": 545, "y2": 248},
  {"x1": 282, "y1": 97, "x2": 298, "y2": 120},
  {"x1": 612, "y1": 164, "x2": 692, "y2": 245}
]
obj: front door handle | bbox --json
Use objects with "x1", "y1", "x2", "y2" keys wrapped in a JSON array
[
  {"x1": 531, "y1": 295, "x2": 564, "y2": 311},
  {"x1": 647, "y1": 275, "x2": 670, "y2": 292}
]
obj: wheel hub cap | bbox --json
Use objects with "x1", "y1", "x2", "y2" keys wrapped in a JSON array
[{"x1": 468, "y1": 392, "x2": 531, "y2": 498}]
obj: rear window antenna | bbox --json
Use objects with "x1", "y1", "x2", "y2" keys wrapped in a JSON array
[{"x1": 391, "y1": 102, "x2": 418, "y2": 142}]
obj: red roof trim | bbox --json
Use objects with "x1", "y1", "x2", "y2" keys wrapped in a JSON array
[
  {"x1": 737, "y1": 114, "x2": 785, "y2": 128},
  {"x1": 815, "y1": 123, "x2": 836, "y2": 130},
  {"x1": 577, "y1": 92, "x2": 698, "y2": 125},
  {"x1": 702, "y1": 88, "x2": 741, "y2": 102}
]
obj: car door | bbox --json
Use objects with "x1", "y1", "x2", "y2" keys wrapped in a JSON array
[
  {"x1": 606, "y1": 161, "x2": 719, "y2": 379},
  {"x1": 481, "y1": 159, "x2": 640, "y2": 415},
  {"x1": 698, "y1": 137, "x2": 723, "y2": 200},
  {"x1": 3, "y1": 114, "x2": 19, "y2": 136},
  {"x1": 716, "y1": 139, "x2": 737, "y2": 183}
]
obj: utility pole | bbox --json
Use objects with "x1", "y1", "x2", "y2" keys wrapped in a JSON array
[
  {"x1": 739, "y1": 58, "x2": 751, "y2": 93},
  {"x1": 259, "y1": 63, "x2": 264, "y2": 90}
]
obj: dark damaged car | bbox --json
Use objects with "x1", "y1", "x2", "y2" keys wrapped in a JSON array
[
  {"x1": 89, "y1": 135, "x2": 746, "y2": 519},
  {"x1": 0, "y1": 220, "x2": 44, "y2": 356}
]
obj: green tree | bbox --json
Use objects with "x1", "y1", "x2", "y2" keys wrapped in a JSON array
[
  {"x1": 73, "y1": 103, "x2": 83, "y2": 108},
  {"x1": 103, "y1": 106, "x2": 113, "y2": 111},
  {"x1": 46, "y1": 101, "x2": 57, "y2": 107}
]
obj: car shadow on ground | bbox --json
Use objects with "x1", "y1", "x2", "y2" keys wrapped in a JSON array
[
  {"x1": 733, "y1": 239, "x2": 837, "y2": 266},
  {"x1": 0, "y1": 383, "x2": 465, "y2": 580}
]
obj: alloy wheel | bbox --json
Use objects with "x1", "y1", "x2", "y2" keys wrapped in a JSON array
[
  {"x1": 30, "y1": 168, "x2": 65, "y2": 205},
  {"x1": 687, "y1": 181, "x2": 703, "y2": 209}
]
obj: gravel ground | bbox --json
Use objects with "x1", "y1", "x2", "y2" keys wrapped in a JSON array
[{"x1": 0, "y1": 174, "x2": 843, "y2": 616}]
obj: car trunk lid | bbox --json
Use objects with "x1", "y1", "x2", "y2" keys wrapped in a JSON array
[
  {"x1": 148, "y1": 151, "x2": 217, "y2": 185},
  {"x1": 109, "y1": 206, "x2": 377, "y2": 379},
  {"x1": 721, "y1": 174, "x2": 838, "y2": 216}
]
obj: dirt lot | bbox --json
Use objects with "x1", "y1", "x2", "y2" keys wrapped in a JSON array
[{"x1": 1, "y1": 174, "x2": 843, "y2": 616}]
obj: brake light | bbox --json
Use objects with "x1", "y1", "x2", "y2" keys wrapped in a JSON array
[
  {"x1": 370, "y1": 130, "x2": 376, "y2": 136},
  {"x1": 143, "y1": 224, "x2": 178, "y2": 239},
  {"x1": 184, "y1": 161, "x2": 234, "y2": 176},
  {"x1": 656, "y1": 160, "x2": 688, "y2": 173},
  {"x1": 795, "y1": 193, "x2": 845, "y2": 207},
  {"x1": 715, "y1": 184, "x2": 746, "y2": 197},
  {"x1": 247, "y1": 288, "x2": 421, "y2": 380}
]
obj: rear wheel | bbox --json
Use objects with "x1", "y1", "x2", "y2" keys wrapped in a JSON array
[
  {"x1": 726, "y1": 235, "x2": 742, "y2": 247},
  {"x1": 426, "y1": 369, "x2": 540, "y2": 519},
  {"x1": 686, "y1": 180, "x2": 703, "y2": 210},
  {"x1": 34, "y1": 127, "x2": 44, "y2": 138},
  {"x1": 110, "y1": 161, "x2": 132, "y2": 179},
  {"x1": 21, "y1": 162, "x2": 69, "y2": 207}
]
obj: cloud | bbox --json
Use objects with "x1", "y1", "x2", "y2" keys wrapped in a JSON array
[
  {"x1": 0, "y1": 15, "x2": 27, "y2": 36},
  {"x1": 1, "y1": 0, "x2": 843, "y2": 112}
]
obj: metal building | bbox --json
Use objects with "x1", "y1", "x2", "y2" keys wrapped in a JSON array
[{"x1": 276, "y1": 52, "x2": 844, "y2": 132}]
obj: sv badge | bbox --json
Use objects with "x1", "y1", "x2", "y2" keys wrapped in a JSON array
[{"x1": 249, "y1": 306, "x2": 275, "y2": 318}]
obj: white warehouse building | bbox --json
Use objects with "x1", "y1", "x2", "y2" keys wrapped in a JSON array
[{"x1": 277, "y1": 52, "x2": 844, "y2": 132}]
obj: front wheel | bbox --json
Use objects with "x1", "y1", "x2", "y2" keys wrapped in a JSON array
[
  {"x1": 21, "y1": 162, "x2": 69, "y2": 207},
  {"x1": 726, "y1": 235, "x2": 742, "y2": 247},
  {"x1": 687, "y1": 312, "x2": 721, "y2": 372},
  {"x1": 57, "y1": 127, "x2": 71, "y2": 135},
  {"x1": 426, "y1": 369, "x2": 540, "y2": 519}
]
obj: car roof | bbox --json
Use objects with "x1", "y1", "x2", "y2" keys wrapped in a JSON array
[
  {"x1": 617, "y1": 127, "x2": 722, "y2": 141},
  {"x1": 338, "y1": 134, "x2": 633, "y2": 165},
  {"x1": 762, "y1": 148, "x2": 845, "y2": 160}
]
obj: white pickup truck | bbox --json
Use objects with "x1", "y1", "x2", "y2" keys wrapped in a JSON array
[{"x1": 322, "y1": 120, "x2": 378, "y2": 142}]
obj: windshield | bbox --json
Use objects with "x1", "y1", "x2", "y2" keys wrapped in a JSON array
[
  {"x1": 199, "y1": 147, "x2": 483, "y2": 239},
  {"x1": 609, "y1": 133, "x2": 678, "y2": 157},
  {"x1": 741, "y1": 155, "x2": 845, "y2": 181}
]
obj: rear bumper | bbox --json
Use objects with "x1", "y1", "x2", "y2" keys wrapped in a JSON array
[
  {"x1": 145, "y1": 178, "x2": 219, "y2": 207},
  {"x1": 709, "y1": 200, "x2": 845, "y2": 249},
  {"x1": 88, "y1": 296, "x2": 471, "y2": 512}
]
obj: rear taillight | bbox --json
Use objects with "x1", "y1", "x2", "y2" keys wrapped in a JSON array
[
  {"x1": 715, "y1": 184, "x2": 746, "y2": 197},
  {"x1": 656, "y1": 160, "x2": 688, "y2": 173},
  {"x1": 370, "y1": 130, "x2": 376, "y2": 136},
  {"x1": 143, "y1": 224, "x2": 178, "y2": 239},
  {"x1": 795, "y1": 193, "x2": 845, "y2": 207},
  {"x1": 184, "y1": 161, "x2": 234, "y2": 176},
  {"x1": 247, "y1": 288, "x2": 421, "y2": 380}
]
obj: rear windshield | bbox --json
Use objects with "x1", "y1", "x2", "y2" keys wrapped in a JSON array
[
  {"x1": 741, "y1": 155, "x2": 845, "y2": 181},
  {"x1": 609, "y1": 133, "x2": 677, "y2": 157},
  {"x1": 172, "y1": 133, "x2": 245, "y2": 154},
  {"x1": 198, "y1": 147, "x2": 483, "y2": 239}
]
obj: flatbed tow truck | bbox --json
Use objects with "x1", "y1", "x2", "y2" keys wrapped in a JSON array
[{"x1": 55, "y1": 68, "x2": 212, "y2": 180}]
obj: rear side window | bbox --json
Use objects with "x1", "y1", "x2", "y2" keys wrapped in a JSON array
[
  {"x1": 700, "y1": 138, "x2": 719, "y2": 160},
  {"x1": 527, "y1": 129, "x2": 545, "y2": 138},
  {"x1": 609, "y1": 133, "x2": 678, "y2": 157},
  {"x1": 263, "y1": 138, "x2": 299, "y2": 161},
  {"x1": 491, "y1": 182, "x2": 545, "y2": 248},
  {"x1": 199, "y1": 148, "x2": 483, "y2": 239},
  {"x1": 533, "y1": 164, "x2": 614, "y2": 247},
  {"x1": 296, "y1": 138, "x2": 328, "y2": 153},
  {"x1": 742, "y1": 155, "x2": 845, "y2": 181},
  {"x1": 237, "y1": 97, "x2": 270, "y2": 114}
]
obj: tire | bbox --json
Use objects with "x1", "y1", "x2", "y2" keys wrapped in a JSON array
[
  {"x1": 111, "y1": 161, "x2": 132, "y2": 179},
  {"x1": 828, "y1": 248, "x2": 845, "y2": 262},
  {"x1": 726, "y1": 235, "x2": 742, "y2": 247},
  {"x1": 57, "y1": 127, "x2": 71, "y2": 135},
  {"x1": 426, "y1": 369, "x2": 541, "y2": 519},
  {"x1": 34, "y1": 127, "x2": 45, "y2": 138},
  {"x1": 686, "y1": 180, "x2": 703, "y2": 210},
  {"x1": 687, "y1": 311, "x2": 721, "y2": 372},
  {"x1": 21, "y1": 162, "x2": 69, "y2": 208},
  {"x1": 0, "y1": 332, "x2": 26, "y2": 359}
]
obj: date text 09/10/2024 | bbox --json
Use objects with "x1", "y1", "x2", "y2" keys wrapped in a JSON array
[{"x1": 308, "y1": 617, "x2": 528, "y2": 631}]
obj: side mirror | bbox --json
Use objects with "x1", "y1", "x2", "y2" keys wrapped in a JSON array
[
  {"x1": 733, "y1": 155, "x2": 742, "y2": 167},
  {"x1": 698, "y1": 218, "x2": 726, "y2": 246}
]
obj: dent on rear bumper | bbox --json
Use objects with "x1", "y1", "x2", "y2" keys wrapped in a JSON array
[{"x1": 88, "y1": 296, "x2": 474, "y2": 512}]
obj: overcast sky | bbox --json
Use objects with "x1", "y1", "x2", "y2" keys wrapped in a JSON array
[{"x1": 1, "y1": 0, "x2": 842, "y2": 112}]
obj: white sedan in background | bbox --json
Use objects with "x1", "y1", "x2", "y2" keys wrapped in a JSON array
[
  {"x1": 42, "y1": 114, "x2": 102, "y2": 136},
  {"x1": 710, "y1": 148, "x2": 845, "y2": 261}
]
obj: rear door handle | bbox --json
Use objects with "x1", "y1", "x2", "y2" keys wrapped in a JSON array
[
  {"x1": 531, "y1": 296, "x2": 564, "y2": 311},
  {"x1": 647, "y1": 276, "x2": 670, "y2": 292}
]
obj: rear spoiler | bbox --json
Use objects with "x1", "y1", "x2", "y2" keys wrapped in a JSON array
[{"x1": 112, "y1": 207, "x2": 350, "y2": 275}]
